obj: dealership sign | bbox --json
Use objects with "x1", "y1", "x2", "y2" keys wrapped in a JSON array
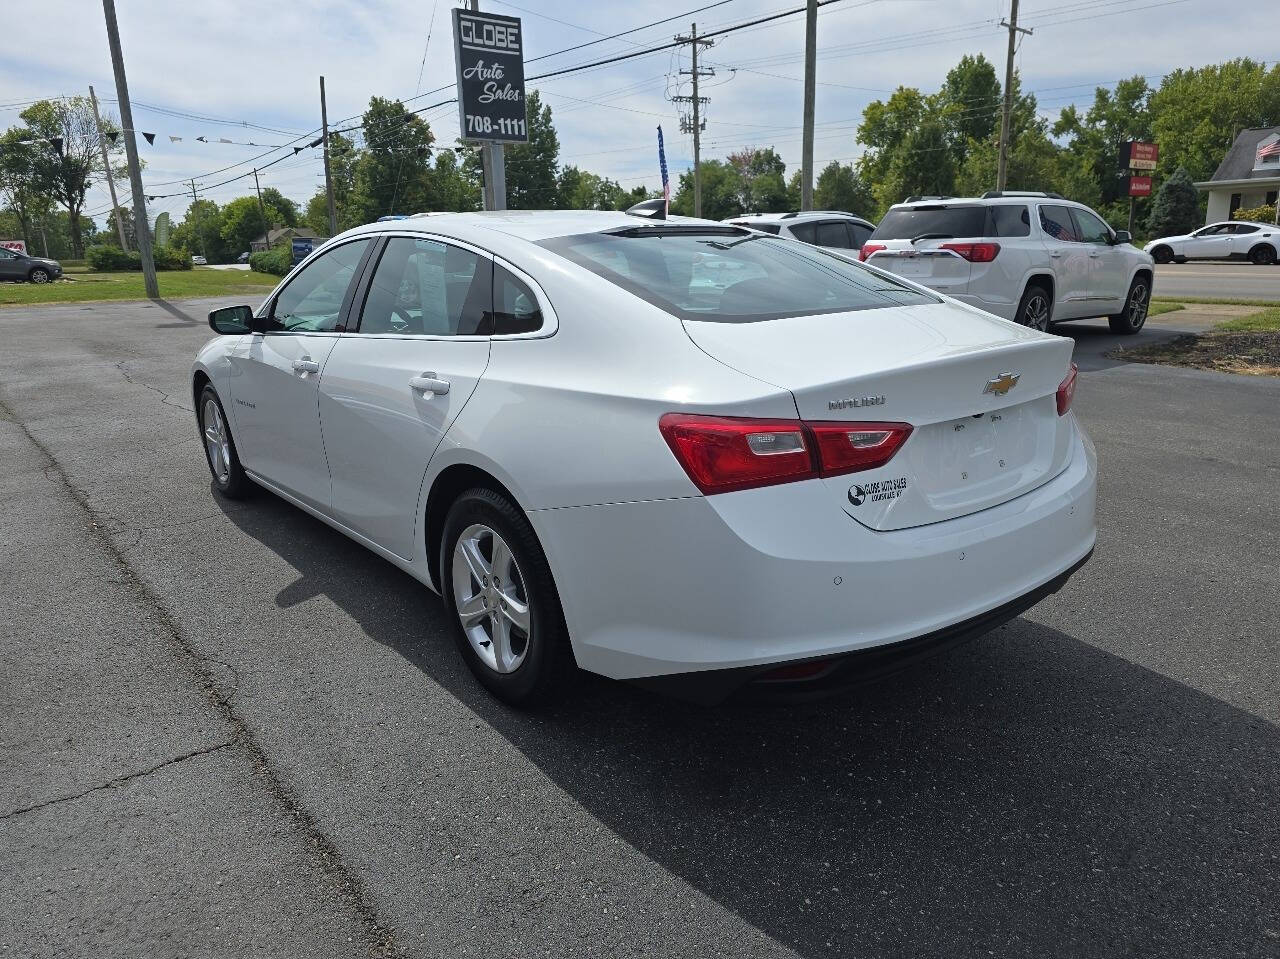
[
  {"x1": 1, "y1": 239, "x2": 27, "y2": 255},
  {"x1": 1121, "y1": 141, "x2": 1159, "y2": 171},
  {"x1": 1128, "y1": 176, "x2": 1153, "y2": 197},
  {"x1": 452, "y1": 9, "x2": 527, "y2": 143}
]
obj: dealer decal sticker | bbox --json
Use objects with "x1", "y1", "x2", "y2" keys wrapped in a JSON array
[{"x1": 848, "y1": 477, "x2": 908, "y2": 507}]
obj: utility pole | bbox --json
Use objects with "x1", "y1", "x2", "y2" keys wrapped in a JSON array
[
  {"x1": 101, "y1": 0, "x2": 158, "y2": 297},
  {"x1": 996, "y1": 0, "x2": 1031, "y2": 192},
  {"x1": 189, "y1": 180, "x2": 208, "y2": 261},
  {"x1": 676, "y1": 24, "x2": 714, "y2": 217},
  {"x1": 468, "y1": 0, "x2": 507, "y2": 211},
  {"x1": 319, "y1": 76, "x2": 337, "y2": 236},
  {"x1": 252, "y1": 168, "x2": 269, "y2": 251},
  {"x1": 88, "y1": 85, "x2": 129, "y2": 250},
  {"x1": 800, "y1": 0, "x2": 817, "y2": 211}
]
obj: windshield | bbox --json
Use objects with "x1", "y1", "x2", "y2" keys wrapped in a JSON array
[
  {"x1": 539, "y1": 228, "x2": 936, "y2": 323},
  {"x1": 871, "y1": 205, "x2": 987, "y2": 241}
]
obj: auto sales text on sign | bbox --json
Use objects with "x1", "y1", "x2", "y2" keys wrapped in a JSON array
[{"x1": 452, "y1": 10, "x2": 528, "y2": 143}]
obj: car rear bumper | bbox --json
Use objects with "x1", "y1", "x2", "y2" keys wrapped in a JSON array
[
  {"x1": 530, "y1": 422, "x2": 1097, "y2": 691},
  {"x1": 949, "y1": 291, "x2": 1018, "y2": 321}
]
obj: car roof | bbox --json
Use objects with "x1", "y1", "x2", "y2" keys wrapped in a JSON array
[
  {"x1": 333, "y1": 209, "x2": 735, "y2": 246},
  {"x1": 889, "y1": 194, "x2": 1079, "y2": 209},
  {"x1": 726, "y1": 211, "x2": 873, "y2": 225}
]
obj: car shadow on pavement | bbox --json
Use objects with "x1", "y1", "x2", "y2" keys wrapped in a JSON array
[
  {"x1": 217, "y1": 490, "x2": 1280, "y2": 959},
  {"x1": 1051, "y1": 320, "x2": 1185, "y2": 372}
]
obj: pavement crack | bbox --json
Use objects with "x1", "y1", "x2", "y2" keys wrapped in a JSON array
[
  {"x1": 0, "y1": 390, "x2": 407, "y2": 959},
  {"x1": 1, "y1": 742, "x2": 234, "y2": 821},
  {"x1": 114, "y1": 360, "x2": 194, "y2": 413}
]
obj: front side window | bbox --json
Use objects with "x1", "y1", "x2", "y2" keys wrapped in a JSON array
[
  {"x1": 1039, "y1": 205, "x2": 1081, "y2": 242},
  {"x1": 358, "y1": 236, "x2": 492, "y2": 336},
  {"x1": 539, "y1": 228, "x2": 936, "y2": 324},
  {"x1": 1071, "y1": 208, "x2": 1113, "y2": 245},
  {"x1": 0, "y1": 249, "x2": 16, "y2": 260},
  {"x1": 493, "y1": 265, "x2": 543, "y2": 335},
  {"x1": 270, "y1": 238, "x2": 371, "y2": 332}
]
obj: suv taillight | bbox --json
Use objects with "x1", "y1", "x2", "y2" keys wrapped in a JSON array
[
  {"x1": 659, "y1": 414, "x2": 912, "y2": 495},
  {"x1": 1056, "y1": 363, "x2": 1078, "y2": 416},
  {"x1": 858, "y1": 243, "x2": 886, "y2": 262},
  {"x1": 941, "y1": 241, "x2": 1000, "y2": 262}
]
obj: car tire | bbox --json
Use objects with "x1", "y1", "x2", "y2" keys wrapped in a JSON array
[
  {"x1": 1015, "y1": 282, "x2": 1052, "y2": 332},
  {"x1": 1249, "y1": 244, "x2": 1277, "y2": 266},
  {"x1": 1108, "y1": 275, "x2": 1151, "y2": 335},
  {"x1": 198, "y1": 385, "x2": 252, "y2": 498},
  {"x1": 28, "y1": 268, "x2": 50, "y2": 284},
  {"x1": 441, "y1": 487, "x2": 574, "y2": 707},
  {"x1": 1150, "y1": 245, "x2": 1174, "y2": 264}
]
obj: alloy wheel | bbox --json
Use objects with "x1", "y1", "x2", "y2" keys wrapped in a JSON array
[
  {"x1": 452, "y1": 524, "x2": 531, "y2": 674},
  {"x1": 1128, "y1": 283, "x2": 1149, "y2": 330},
  {"x1": 202, "y1": 397, "x2": 231, "y2": 484},
  {"x1": 30, "y1": 269, "x2": 49, "y2": 284},
  {"x1": 1022, "y1": 293, "x2": 1050, "y2": 332}
]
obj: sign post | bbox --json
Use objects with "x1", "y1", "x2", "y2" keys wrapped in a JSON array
[
  {"x1": 1120, "y1": 141, "x2": 1159, "y2": 235},
  {"x1": 453, "y1": 6, "x2": 527, "y2": 212}
]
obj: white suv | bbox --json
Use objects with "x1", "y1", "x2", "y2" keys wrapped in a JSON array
[
  {"x1": 861, "y1": 192, "x2": 1155, "y2": 334},
  {"x1": 724, "y1": 211, "x2": 876, "y2": 255}
]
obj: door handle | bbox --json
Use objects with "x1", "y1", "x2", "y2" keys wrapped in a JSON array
[
  {"x1": 409, "y1": 373, "x2": 451, "y2": 395},
  {"x1": 292, "y1": 358, "x2": 321, "y2": 375},
  {"x1": 1049, "y1": 251, "x2": 1063, "y2": 258},
  {"x1": 1089, "y1": 251, "x2": 1101, "y2": 258}
]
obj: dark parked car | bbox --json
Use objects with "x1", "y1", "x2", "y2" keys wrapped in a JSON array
[
  {"x1": 237, "y1": 251, "x2": 250, "y2": 263},
  {"x1": 0, "y1": 246, "x2": 62, "y2": 283}
]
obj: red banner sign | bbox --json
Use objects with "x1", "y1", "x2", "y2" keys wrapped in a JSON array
[
  {"x1": 1125, "y1": 142, "x2": 1159, "y2": 170},
  {"x1": 1, "y1": 239, "x2": 27, "y2": 254},
  {"x1": 1128, "y1": 176, "x2": 1153, "y2": 197}
]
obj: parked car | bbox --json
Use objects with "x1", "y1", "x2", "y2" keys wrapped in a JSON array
[
  {"x1": 1145, "y1": 221, "x2": 1280, "y2": 265},
  {"x1": 192, "y1": 255, "x2": 208, "y2": 266},
  {"x1": 0, "y1": 246, "x2": 62, "y2": 283},
  {"x1": 724, "y1": 210, "x2": 876, "y2": 254},
  {"x1": 237, "y1": 252, "x2": 250, "y2": 264},
  {"x1": 194, "y1": 212, "x2": 1096, "y2": 706},
  {"x1": 861, "y1": 192, "x2": 1155, "y2": 334}
]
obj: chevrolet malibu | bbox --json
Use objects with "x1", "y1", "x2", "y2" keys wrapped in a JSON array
[{"x1": 193, "y1": 211, "x2": 1096, "y2": 706}]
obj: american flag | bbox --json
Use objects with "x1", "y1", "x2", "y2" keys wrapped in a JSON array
[
  {"x1": 657, "y1": 125, "x2": 670, "y2": 216},
  {"x1": 1258, "y1": 139, "x2": 1280, "y2": 161}
]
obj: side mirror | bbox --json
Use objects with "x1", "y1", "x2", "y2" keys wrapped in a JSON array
[
  {"x1": 1112, "y1": 230, "x2": 1132, "y2": 245},
  {"x1": 208, "y1": 305, "x2": 254, "y2": 335}
]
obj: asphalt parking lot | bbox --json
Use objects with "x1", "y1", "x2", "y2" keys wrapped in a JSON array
[{"x1": 2, "y1": 296, "x2": 1278, "y2": 959}]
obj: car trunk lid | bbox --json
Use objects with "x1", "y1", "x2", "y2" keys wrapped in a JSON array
[{"x1": 682, "y1": 301, "x2": 1076, "y2": 531}]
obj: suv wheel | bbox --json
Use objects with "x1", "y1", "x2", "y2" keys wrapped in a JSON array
[
  {"x1": 1108, "y1": 276, "x2": 1150, "y2": 335},
  {"x1": 28, "y1": 267, "x2": 51, "y2": 284},
  {"x1": 1150, "y1": 245, "x2": 1173, "y2": 264},
  {"x1": 1015, "y1": 283, "x2": 1052, "y2": 332},
  {"x1": 1250, "y1": 244, "x2": 1277, "y2": 266}
]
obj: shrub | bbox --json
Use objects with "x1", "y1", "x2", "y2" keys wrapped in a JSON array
[
  {"x1": 1233, "y1": 204, "x2": 1277, "y2": 224},
  {"x1": 1146, "y1": 167, "x2": 1201, "y2": 239},
  {"x1": 86, "y1": 244, "x2": 193, "y2": 271},
  {"x1": 249, "y1": 246, "x2": 293, "y2": 276}
]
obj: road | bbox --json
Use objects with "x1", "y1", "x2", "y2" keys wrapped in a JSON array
[
  {"x1": 1154, "y1": 260, "x2": 1280, "y2": 301},
  {"x1": 2, "y1": 298, "x2": 1278, "y2": 959}
]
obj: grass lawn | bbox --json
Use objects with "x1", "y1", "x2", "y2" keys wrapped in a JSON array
[
  {"x1": 0, "y1": 268, "x2": 278, "y2": 307},
  {"x1": 1147, "y1": 302, "x2": 1184, "y2": 317},
  {"x1": 1214, "y1": 305, "x2": 1280, "y2": 332},
  {"x1": 1152, "y1": 295, "x2": 1280, "y2": 308},
  {"x1": 1111, "y1": 304, "x2": 1280, "y2": 376}
]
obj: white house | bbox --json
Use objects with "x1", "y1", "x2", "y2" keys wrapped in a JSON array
[{"x1": 1194, "y1": 127, "x2": 1280, "y2": 224}]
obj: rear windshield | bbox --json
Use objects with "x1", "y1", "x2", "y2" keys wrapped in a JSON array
[
  {"x1": 729, "y1": 221, "x2": 781, "y2": 235},
  {"x1": 872, "y1": 205, "x2": 987, "y2": 241},
  {"x1": 538, "y1": 228, "x2": 937, "y2": 323}
]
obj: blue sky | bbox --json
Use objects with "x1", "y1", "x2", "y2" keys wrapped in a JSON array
[{"x1": 1, "y1": 0, "x2": 1272, "y2": 226}]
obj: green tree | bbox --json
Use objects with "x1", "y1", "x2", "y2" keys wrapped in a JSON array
[
  {"x1": 670, "y1": 160, "x2": 743, "y2": 220},
  {"x1": 727, "y1": 147, "x2": 788, "y2": 212},
  {"x1": 1145, "y1": 167, "x2": 1201, "y2": 238},
  {"x1": 0, "y1": 129, "x2": 52, "y2": 250},
  {"x1": 505, "y1": 90, "x2": 560, "y2": 209},
  {"x1": 170, "y1": 198, "x2": 225, "y2": 262},
  {"x1": 937, "y1": 54, "x2": 1002, "y2": 162},
  {"x1": 1053, "y1": 76, "x2": 1152, "y2": 212},
  {"x1": 813, "y1": 161, "x2": 875, "y2": 215},
  {"x1": 351, "y1": 97, "x2": 435, "y2": 221},
  {"x1": 259, "y1": 187, "x2": 299, "y2": 227}
]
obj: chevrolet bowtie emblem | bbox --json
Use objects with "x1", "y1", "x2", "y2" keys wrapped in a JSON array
[{"x1": 983, "y1": 372, "x2": 1021, "y2": 396}]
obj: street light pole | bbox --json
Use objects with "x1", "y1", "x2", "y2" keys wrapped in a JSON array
[{"x1": 101, "y1": 0, "x2": 158, "y2": 297}]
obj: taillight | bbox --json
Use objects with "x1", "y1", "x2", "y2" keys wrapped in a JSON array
[
  {"x1": 941, "y1": 241, "x2": 1000, "y2": 262},
  {"x1": 659, "y1": 414, "x2": 912, "y2": 494},
  {"x1": 1056, "y1": 362, "x2": 1078, "y2": 416},
  {"x1": 858, "y1": 243, "x2": 885, "y2": 262},
  {"x1": 807, "y1": 421, "x2": 913, "y2": 477}
]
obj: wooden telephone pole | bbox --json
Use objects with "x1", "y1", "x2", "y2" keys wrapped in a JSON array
[
  {"x1": 88, "y1": 85, "x2": 129, "y2": 250},
  {"x1": 676, "y1": 24, "x2": 714, "y2": 218},
  {"x1": 996, "y1": 0, "x2": 1032, "y2": 191}
]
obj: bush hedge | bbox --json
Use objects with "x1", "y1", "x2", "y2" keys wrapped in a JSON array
[
  {"x1": 86, "y1": 244, "x2": 192, "y2": 271},
  {"x1": 249, "y1": 246, "x2": 293, "y2": 276},
  {"x1": 1233, "y1": 204, "x2": 1277, "y2": 225}
]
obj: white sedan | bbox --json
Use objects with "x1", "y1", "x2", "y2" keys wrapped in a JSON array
[
  {"x1": 193, "y1": 211, "x2": 1097, "y2": 706},
  {"x1": 1145, "y1": 221, "x2": 1280, "y2": 265}
]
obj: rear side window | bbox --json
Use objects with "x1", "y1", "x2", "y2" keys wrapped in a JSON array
[
  {"x1": 849, "y1": 223, "x2": 873, "y2": 248},
  {"x1": 871, "y1": 205, "x2": 986, "y2": 241},
  {"x1": 1039, "y1": 205, "x2": 1081, "y2": 242},
  {"x1": 492, "y1": 265, "x2": 543, "y2": 335},
  {"x1": 731, "y1": 221, "x2": 780, "y2": 235},
  {"x1": 1233, "y1": 224, "x2": 1259, "y2": 235},
  {"x1": 987, "y1": 205, "x2": 1031, "y2": 237},
  {"x1": 815, "y1": 221, "x2": 852, "y2": 248},
  {"x1": 539, "y1": 229, "x2": 936, "y2": 324}
]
